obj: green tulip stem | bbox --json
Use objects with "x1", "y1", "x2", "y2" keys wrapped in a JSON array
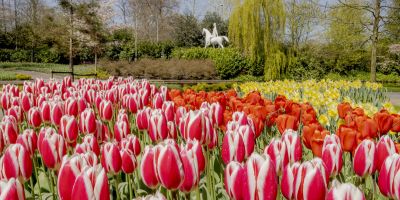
[
  {"x1": 196, "y1": 182, "x2": 201, "y2": 200},
  {"x1": 32, "y1": 154, "x2": 42, "y2": 200},
  {"x1": 30, "y1": 175, "x2": 35, "y2": 199},
  {"x1": 114, "y1": 174, "x2": 120, "y2": 200},
  {"x1": 127, "y1": 173, "x2": 133, "y2": 200},
  {"x1": 47, "y1": 168, "x2": 55, "y2": 200}
]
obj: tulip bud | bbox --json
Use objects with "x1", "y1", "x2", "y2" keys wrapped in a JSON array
[
  {"x1": 120, "y1": 135, "x2": 141, "y2": 156},
  {"x1": 0, "y1": 115, "x2": 18, "y2": 145},
  {"x1": 1, "y1": 92, "x2": 11, "y2": 110},
  {"x1": 60, "y1": 115, "x2": 79, "y2": 144},
  {"x1": 79, "y1": 108, "x2": 97, "y2": 134},
  {"x1": 353, "y1": 139, "x2": 377, "y2": 177},
  {"x1": 2, "y1": 144, "x2": 33, "y2": 182},
  {"x1": 281, "y1": 162, "x2": 301, "y2": 200},
  {"x1": 210, "y1": 102, "x2": 223, "y2": 127},
  {"x1": 294, "y1": 161, "x2": 327, "y2": 200},
  {"x1": 40, "y1": 132, "x2": 67, "y2": 170},
  {"x1": 40, "y1": 101, "x2": 51, "y2": 123},
  {"x1": 282, "y1": 129, "x2": 302, "y2": 166},
  {"x1": 155, "y1": 139, "x2": 184, "y2": 190},
  {"x1": 376, "y1": 135, "x2": 396, "y2": 171},
  {"x1": 99, "y1": 100, "x2": 113, "y2": 121},
  {"x1": 167, "y1": 121, "x2": 177, "y2": 139},
  {"x1": 71, "y1": 165, "x2": 110, "y2": 200},
  {"x1": 114, "y1": 119, "x2": 130, "y2": 142},
  {"x1": 181, "y1": 110, "x2": 209, "y2": 144},
  {"x1": 242, "y1": 153, "x2": 278, "y2": 200},
  {"x1": 28, "y1": 107, "x2": 42, "y2": 127},
  {"x1": 58, "y1": 154, "x2": 91, "y2": 200},
  {"x1": 126, "y1": 94, "x2": 141, "y2": 114},
  {"x1": 179, "y1": 148, "x2": 199, "y2": 192},
  {"x1": 136, "y1": 107, "x2": 151, "y2": 130},
  {"x1": 175, "y1": 106, "x2": 187, "y2": 127},
  {"x1": 50, "y1": 101, "x2": 64, "y2": 126},
  {"x1": 140, "y1": 146, "x2": 159, "y2": 189},
  {"x1": 224, "y1": 161, "x2": 245, "y2": 199},
  {"x1": 20, "y1": 92, "x2": 33, "y2": 112},
  {"x1": 378, "y1": 153, "x2": 400, "y2": 198},
  {"x1": 16, "y1": 129, "x2": 37, "y2": 156},
  {"x1": 75, "y1": 134, "x2": 100, "y2": 156},
  {"x1": 152, "y1": 93, "x2": 164, "y2": 109},
  {"x1": 100, "y1": 142, "x2": 122, "y2": 174},
  {"x1": 322, "y1": 143, "x2": 343, "y2": 177},
  {"x1": 237, "y1": 125, "x2": 255, "y2": 158},
  {"x1": 265, "y1": 138, "x2": 286, "y2": 175},
  {"x1": 182, "y1": 139, "x2": 205, "y2": 174},
  {"x1": 221, "y1": 130, "x2": 245, "y2": 165},
  {"x1": 232, "y1": 111, "x2": 248, "y2": 125},
  {"x1": 65, "y1": 97, "x2": 79, "y2": 117},
  {"x1": 0, "y1": 178, "x2": 25, "y2": 200},
  {"x1": 148, "y1": 109, "x2": 168, "y2": 142},
  {"x1": 326, "y1": 181, "x2": 365, "y2": 200},
  {"x1": 162, "y1": 101, "x2": 175, "y2": 122},
  {"x1": 120, "y1": 149, "x2": 137, "y2": 174},
  {"x1": 7, "y1": 105, "x2": 23, "y2": 123}
]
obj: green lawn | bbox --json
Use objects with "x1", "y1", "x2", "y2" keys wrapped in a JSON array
[{"x1": 0, "y1": 62, "x2": 97, "y2": 74}]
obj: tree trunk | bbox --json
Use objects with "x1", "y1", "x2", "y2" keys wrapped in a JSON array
[
  {"x1": 1, "y1": 0, "x2": 5, "y2": 32},
  {"x1": 69, "y1": 1, "x2": 74, "y2": 81},
  {"x1": 31, "y1": 0, "x2": 38, "y2": 62},
  {"x1": 370, "y1": 0, "x2": 381, "y2": 82},
  {"x1": 14, "y1": 0, "x2": 18, "y2": 50},
  {"x1": 134, "y1": 11, "x2": 138, "y2": 62}
]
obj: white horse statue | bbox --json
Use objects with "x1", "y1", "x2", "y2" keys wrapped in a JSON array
[{"x1": 202, "y1": 27, "x2": 229, "y2": 48}]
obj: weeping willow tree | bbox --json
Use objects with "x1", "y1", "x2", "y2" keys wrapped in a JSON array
[{"x1": 229, "y1": 0, "x2": 290, "y2": 80}]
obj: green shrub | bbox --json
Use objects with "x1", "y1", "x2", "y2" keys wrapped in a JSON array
[
  {"x1": 183, "y1": 83, "x2": 233, "y2": 92},
  {"x1": 234, "y1": 75, "x2": 264, "y2": 82},
  {"x1": 0, "y1": 49, "x2": 12, "y2": 61},
  {"x1": 172, "y1": 47, "x2": 252, "y2": 79},
  {"x1": 119, "y1": 41, "x2": 175, "y2": 61},
  {"x1": 36, "y1": 49, "x2": 60, "y2": 63},
  {"x1": 15, "y1": 73, "x2": 32, "y2": 80},
  {"x1": 10, "y1": 50, "x2": 30, "y2": 62}
]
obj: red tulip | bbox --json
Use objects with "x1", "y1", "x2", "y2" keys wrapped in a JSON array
[
  {"x1": 28, "y1": 107, "x2": 42, "y2": 127},
  {"x1": 75, "y1": 134, "x2": 100, "y2": 156},
  {"x1": 58, "y1": 154, "x2": 91, "y2": 200},
  {"x1": 232, "y1": 111, "x2": 248, "y2": 125},
  {"x1": 162, "y1": 101, "x2": 175, "y2": 122},
  {"x1": 65, "y1": 97, "x2": 79, "y2": 117},
  {"x1": 265, "y1": 138, "x2": 286, "y2": 175},
  {"x1": 120, "y1": 149, "x2": 137, "y2": 174},
  {"x1": 100, "y1": 142, "x2": 122, "y2": 174},
  {"x1": 210, "y1": 102, "x2": 224, "y2": 126},
  {"x1": 242, "y1": 153, "x2": 278, "y2": 200},
  {"x1": 326, "y1": 181, "x2": 365, "y2": 200},
  {"x1": 0, "y1": 115, "x2": 18, "y2": 145},
  {"x1": 337, "y1": 102, "x2": 352, "y2": 119},
  {"x1": 378, "y1": 153, "x2": 400, "y2": 198},
  {"x1": 136, "y1": 107, "x2": 151, "y2": 130},
  {"x1": 60, "y1": 115, "x2": 79, "y2": 144},
  {"x1": 175, "y1": 106, "x2": 187, "y2": 124},
  {"x1": 40, "y1": 132, "x2": 67, "y2": 170},
  {"x1": 276, "y1": 114, "x2": 299, "y2": 134},
  {"x1": 79, "y1": 108, "x2": 97, "y2": 134},
  {"x1": 392, "y1": 114, "x2": 400, "y2": 132},
  {"x1": 182, "y1": 139, "x2": 205, "y2": 174},
  {"x1": 237, "y1": 125, "x2": 255, "y2": 158},
  {"x1": 224, "y1": 161, "x2": 245, "y2": 199},
  {"x1": 221, "y1": 130, "x2": 245, "y2": 165},
  {"x1": 71, "y1": 165, "x2": 110, "y2": 200},
  {"x1": 153, "y1": 93, "x2": 164, "y2": 109},
  {"x1": 0, "y1": 178, "x2": 25, "y2": 200},
  {"x1": 7, "y1": 105, "x2": 23, "y2": 122},
  {"x1": 40, "y1": 101, "x2": 51, "y2": 123},
  {"x1": 148, "y1": 109, "x2": 168, "y2": 142},
  {"x1": 95, "y1": 120, "x2": 110, "y2": 142},
  {"x1": 282, "y1": 130, "x2": 302, "y2": 166},
  {"x1": 374, "y1": 110, "x2": 394, "y2": 135},
  {"x1": 16, "y1": 129, "x2": 37, "y2": 156},
  {"x1": 20, "y1": 92, "x2": 33, "y2": 112},
  {"x1": 181, "y1": 110, "x2": 212, "y2": 144},
  {"x1": 99, "y1": 100, "x2": 113, "y2": 121},
  {"x1": 337, "y1": 125, "x2": 358, "y2": 152},
  {"x1": 140, "y1": 145, "x2": 160, "y2": 189},
  {"x1": 353, "y1": 139, "x2": 377, "y2": 177},
  {"x1": 322, "y1": 143, "x2": 343, "y2": 177},
  {"x1": 179, "y1": 146, "x2": 200, "y2": 192},
  {"x1": 376, "y1": 135, "x2": 396, "y2": 171},
  {"x1": 114, "y1": 119, "x2": 130, "y2": 142},
  {"x1": 155, "y1": 139, "x2": 184, "y2": 190},
  {"x1": 1, "y1": 92, "x2": 11, "y2": 110},
  {"x1": 2, "y1": 144, "x2": 33, "y2": 182},
  {"x1": 293, "y1": 160, "x2": 327, "y2": 200},
  {"x1": 281, "y1": 162, "x2": 301, "y2": 200},
  {"x1": 50, "y1": 101, "x2": 64, "y2": 126},
  {"x1": 120, "y1": 134, "x2": 141, "y2": 156},
  {"x1": 124, "y1": 94, "x2": 141, "y2": 114}
]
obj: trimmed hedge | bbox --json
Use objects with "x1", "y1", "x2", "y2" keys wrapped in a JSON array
[{"x1": 172, "y1": 47, "x2": 254, "y2": 79}]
